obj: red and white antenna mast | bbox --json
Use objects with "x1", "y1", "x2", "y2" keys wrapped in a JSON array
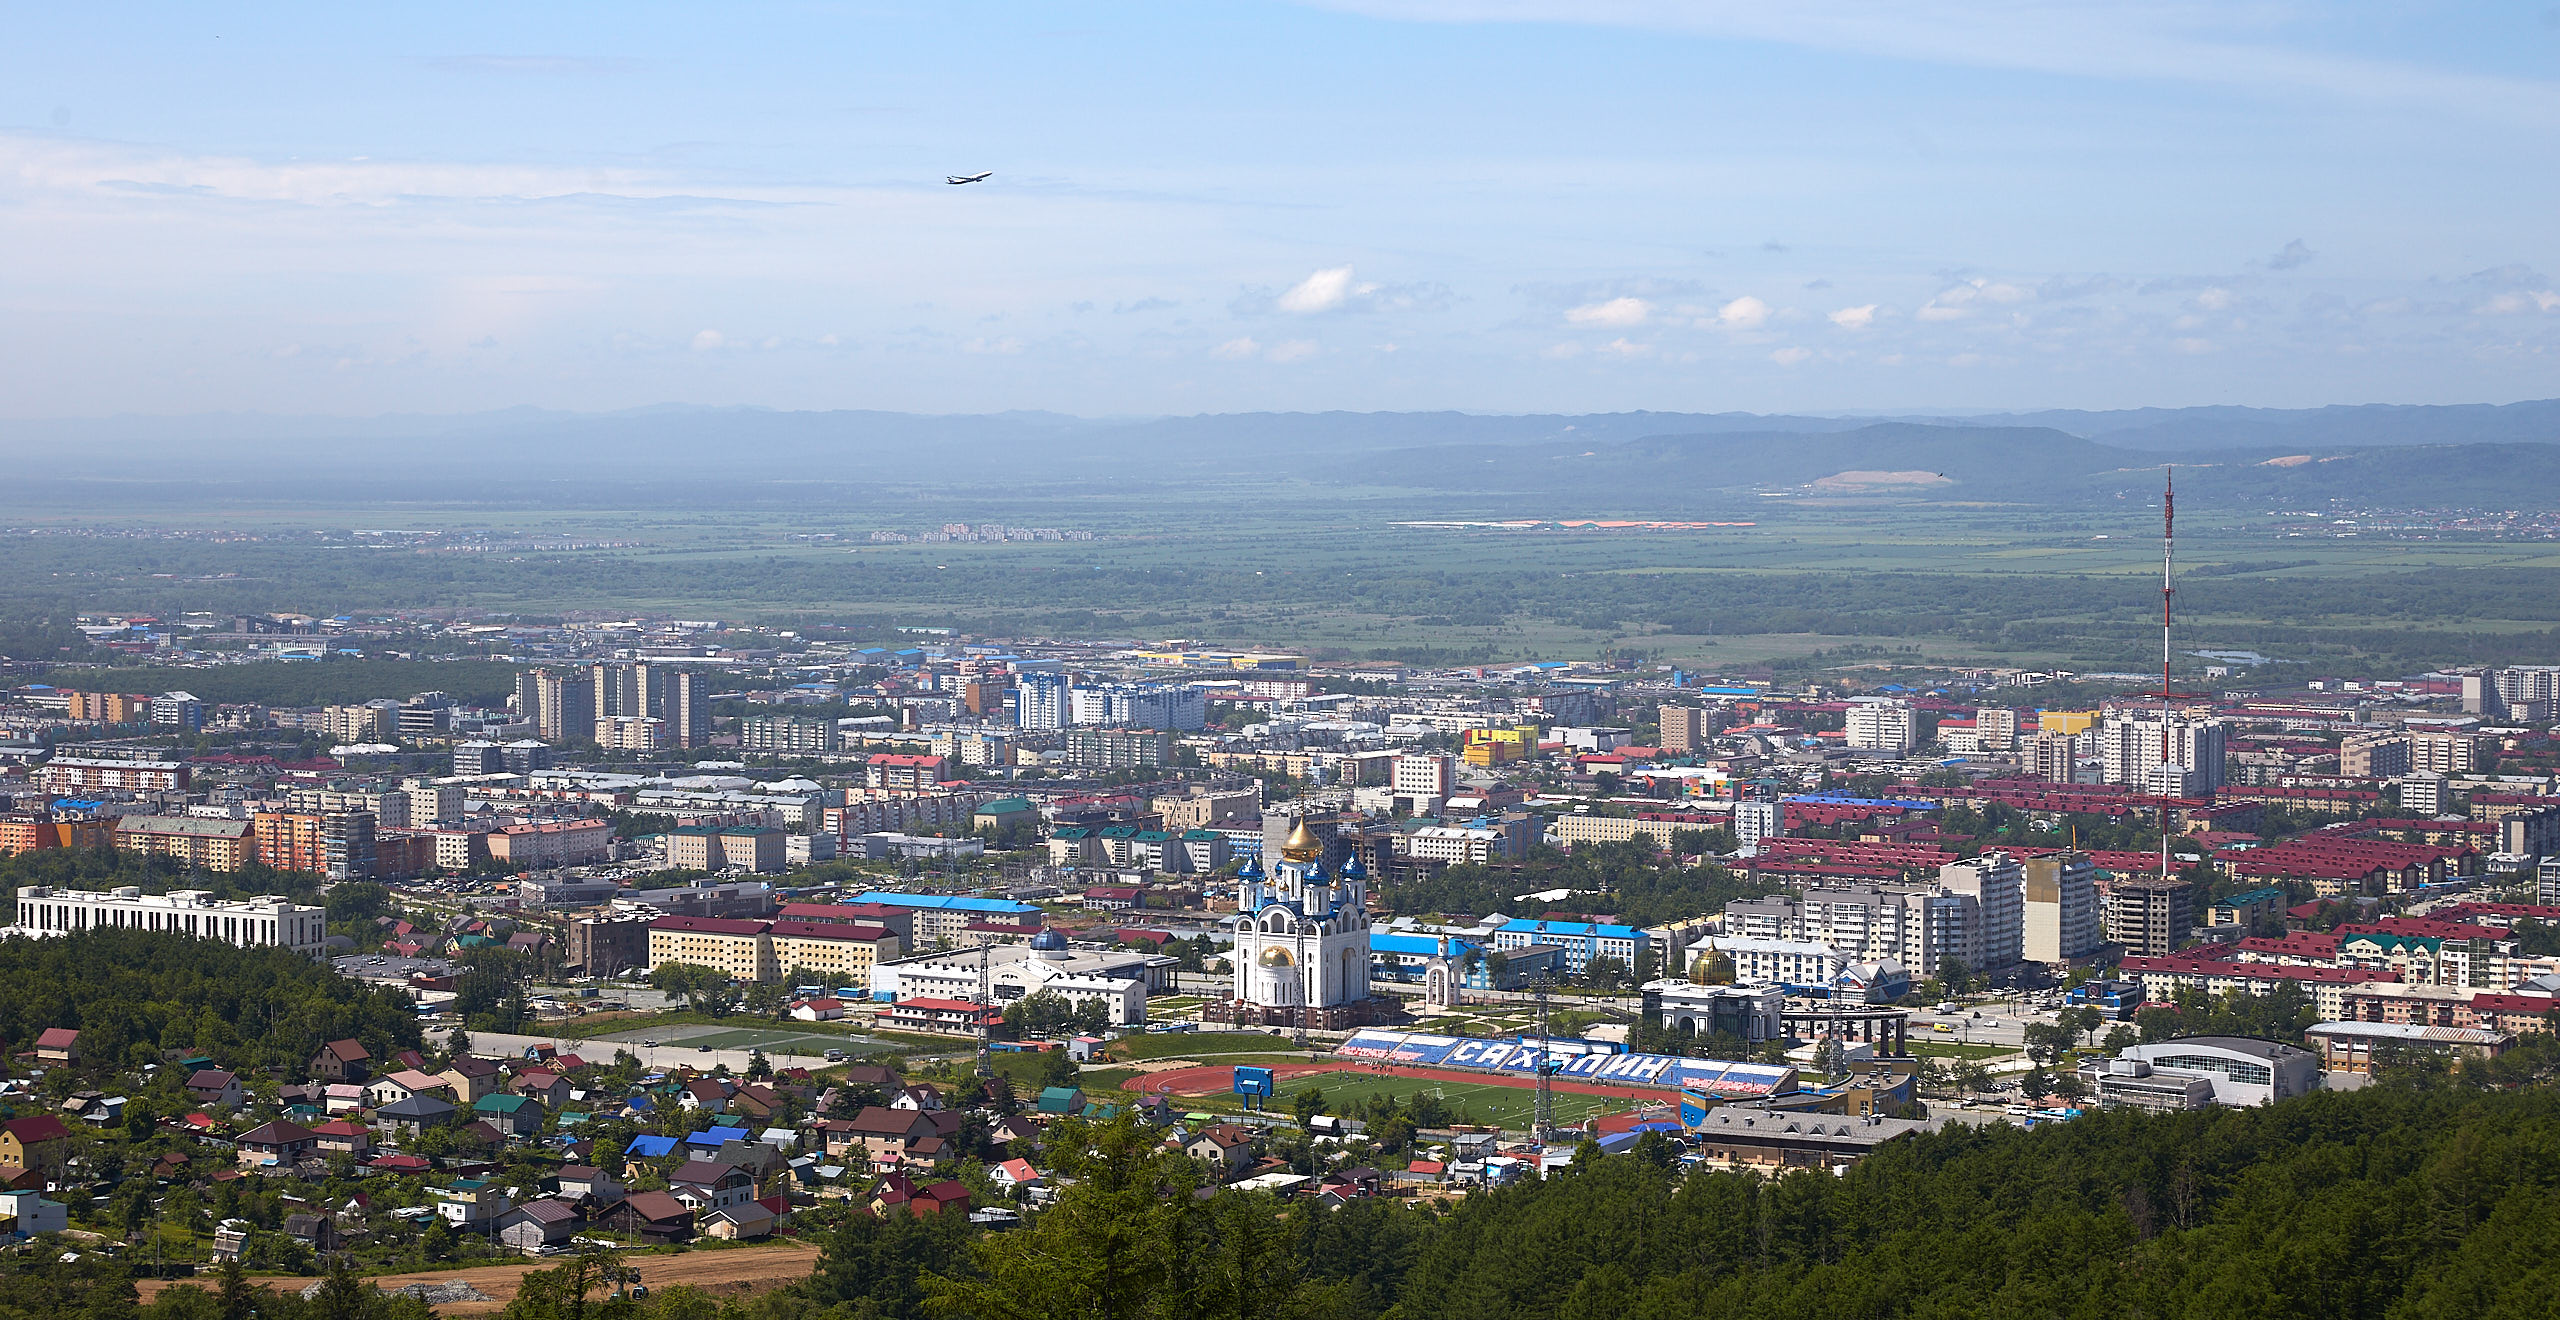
[{"x1": 2160, "y1": 467, "x2": 2175, "y2": 882}]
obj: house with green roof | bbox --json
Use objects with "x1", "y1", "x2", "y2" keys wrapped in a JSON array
[
  {"x1": 974, "y1": 798, "x2": 1038, "y2": 832},
  {"x1": 1035, "y1": 1086, "x2": 1087, "y2": 1116},
  {"x1": 473, "y1": 1092, "x2": 545, "y2": 1138}
]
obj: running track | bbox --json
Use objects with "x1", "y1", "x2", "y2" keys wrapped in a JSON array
[{"x1": 1137, "y1": 1061, "x2": 1672, "y2": 1105}]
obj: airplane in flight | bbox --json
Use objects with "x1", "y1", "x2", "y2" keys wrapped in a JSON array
[{"x1": 946, "y1": 171, "x2": 992, "y2": 185}]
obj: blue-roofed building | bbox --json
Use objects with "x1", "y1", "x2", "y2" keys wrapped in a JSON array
[
  {"x1": 688, "y1": 1126, "x2": 753, "y2": 1149},
  {"x1": 1491, "y1": 918, "x2": 1650, "y2": 975},
  {"x1": 625, "y1": 1134, "x2": 681, "y2": 1159},
  {"x1": 850, "y1": 891, "x2": 1043, "y2": 942}
]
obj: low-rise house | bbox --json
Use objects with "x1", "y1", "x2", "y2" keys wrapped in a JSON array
[
  {"x1": 844, "y1": 1107, "x2": 940, "y2": 1165},
  {"x1": 668, "y1": 1159, "x2": 757, "y2": 1214},
  {"x1": 366, "y1": 1069, "x2": 452, "y2": 1107},
  {"x1": 186, "y1": 1069, "x2": 246, "y2": 1109},
  {"x1": 1185, "y1": 1124, "x2": 1256, "y2": 1180},
  {"x1": 0, "y1": 1189, "x2": 69, "y2": 1237},
  {"x1": 554, "y1": 1165, "x2": 626, "y2": 1205},
  {"x1": 309, "y1": 1039, "x2": 371, "y2": 1083},
  {"x1": 474, "y1": 1093, "x2": 545, "y2": 1139},
  {"x1": 371, "y1": 1094, "x2": 456, "y2": 1138},
  {"x1": 441, "y1": 1057, "x2": 505, "y2": 1104},
  {"x1": 990, "y1": 1158, "x2": 1044, "y2": 1195},
  {"x1": 513, "y1": 1070, "x2": 570, "y2": 1108},
  {"x1": 432, "y1": 1178, "x2": 511, "y2": 1227},
  {"x1": 1035, "y1": 1087, "x2": 1086, "y2": 1116},
  {"x1": 877, "y1": 1178, "x2": 971, "y2": 1216},
  {"x1": 891, "y1": 1084, "x2": 946, "y2": 1112},
  {"x1": 33, "y1": 1029, "x2": 79, "y2": 1065},
  {"x1": 790, "y1": 998, "x2": 847, "y2": 1022},
  {"x1": 595, "y1": 1190, "x2": 695, "y2": 1244},
  {"x1": 309, "y1": 1121, "x2": 373, "y2": 1158},
  {"x1": 703, "y1": 1196, "x2": 780, "y2": 1240},
  {"x1": 496, "y1": 1198, "x2": 584, "y2": 1254}
]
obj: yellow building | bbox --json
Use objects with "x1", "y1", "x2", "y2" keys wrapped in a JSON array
[
  {"x1": 646, "y1": 916, "x2": 777, "y2": 983},
  {"x1": 113, "y1": 815, "x2": 254, "y2": 871},
  {"x1": 2039, "y1": 710, "x2": 2098, "y2": 737},
  {"x1": 768, "y1": 919, "x2": 904, "y2": 984},
  {"x1": 1462, "y1": 726, "x2": 1540, "y2": 768}
]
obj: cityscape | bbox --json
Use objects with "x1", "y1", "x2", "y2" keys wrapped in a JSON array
[{"x1": 8, "y1": 3, "x2": 2560, "y2": 1318}]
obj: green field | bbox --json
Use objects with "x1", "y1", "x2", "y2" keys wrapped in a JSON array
[
  {"x1": 1107, "y1": 1031, "x2": 1322, "y2": 1062},
  {"x1": 597, "y1": 1024, "x2": 901, "y2": 1057},
  {"x1": 1284, "y1": 1068, "x2": 1647, "y2": 1131}
]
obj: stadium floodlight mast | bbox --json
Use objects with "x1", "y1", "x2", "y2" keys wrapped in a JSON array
[{"x1": 1532, "y1": 972, "x2": 1556, "y2": 1143}]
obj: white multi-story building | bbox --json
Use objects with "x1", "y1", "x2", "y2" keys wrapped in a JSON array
[
  {"x1": 1405, "y1": 825, "x2": 1504, "y2": 864},
  {"x1": 1015, "y1": 672, "x2": 1073, "y2": 731},
  {"x1": 1735, "y1": 799, "x2": 1781, "y2": 856},
  {"x1": 1936, "y1": 854, "x2": 2025, "y2": 972},
  {"x1": 1695, "y1": 936, "x2": 1844, "y2": 987},
  {"x1": 2099, "y1": 716, "x2": 2228, "y2": 793},
  {"x1": 1391, "y1": 753, "x2": 1455, "y2": 801},
  {"x1": 5, "y1": 886, "x2": 327, "y2": 956},
  {"x1": 1844, "y1": 700, "x2": 1917, "y2": 754}
]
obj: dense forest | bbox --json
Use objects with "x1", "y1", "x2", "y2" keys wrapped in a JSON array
[
  {"x1": 34, "y1": 658, "x2": 521, "y2": 709},
  {"x1": 0, "y1": 928, "x2": 422, "y2": 1073}
]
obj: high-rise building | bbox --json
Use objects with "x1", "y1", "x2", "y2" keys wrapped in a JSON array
[
  {"x1": 2021, "y1": 731, "x2": 2079, "y2": 783},
  {"x1": 1936, "y1": 853, "x2": 2025, "y2": 972},
  {"x1": 2099, "y1": 716, "x2": 2227, "y2": 794},
  {"x1": 1659, "y1": 705, "x2": 1709, "y2": 754},
  {"x1": 1735, "y1": 799, "x2": 1781, "y2": 855},
  {"x1": 1844, "y1": 700, "x2": 1918, "y2": 753},
  {"x1": 2340, "y1": 734, "x2": 2412, "y2": 779},
  {"x1": 741, "y1": 715, "x2": 836, "y2": 756},
  {"x1": 1391, "y1": 753, "x2": 1455, "y2": 802},
  {"x1": 2106, "y1": 877, "x2": 2192, "y2": 959},
  {"x1": 1973, "y1": 707, "x2": 2019, "y2": 751},
  {"x1": 518, "y1": 667, "x2": 595, "y2": 745},
  {"x1": 2467, "y1": 666, "x2": 2560, "y2": 721},
  {"x1": 2021, "y1": 852, "x2": 2101, "y2": 965},
  {"x1": 1016, "y1": 672, "x2": 1073, "y2": 730},
  {"x1": 2407, "y1": 731, "x2": 2485, "y2": 775},
  {"x1": 150, "y1": 691, "x2": 204, "y2": 732}
]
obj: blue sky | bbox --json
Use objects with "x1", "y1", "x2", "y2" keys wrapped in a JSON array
[{"x1": 6, "y1": 1, "x2": 2560, "y2": 418}]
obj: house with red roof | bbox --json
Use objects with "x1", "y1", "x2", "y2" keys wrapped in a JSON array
[{"x1": 33, "y1": 1029, "x2": 78, "y2": 1064}]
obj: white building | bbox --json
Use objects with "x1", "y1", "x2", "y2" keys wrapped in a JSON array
[
  {"x1": 1228, "y1": 820, "x2": 1374, "y2": 1020},
  {"x1": 1844, "y1": 701, "x2": 1918, "y2": 754},
  {"x1": 2099, "y1": 715, "x2": 2228, "y2": 793},
  {"x1": 5, "y1": 886, "x2": 327, "y2": 956},
  {"x1": 869, "y1": 934, "x2": 1164, "y2": 1025},
  {"x1": 1694, "y1": 937, "x2": 1844, "y2": 987},
  {"x1": 1936, "y1": 853, "x2": 2025, "y2": 972},
  {"x1": 1391, "y1": 753, "x2": 1456, "y2": 801},
  {"x1": 1405, "y1": 825, "x2": 1504, "y2": 864},
  {"x1": 1735, "y1": 800, "x2": 1781, "y2": 856}
]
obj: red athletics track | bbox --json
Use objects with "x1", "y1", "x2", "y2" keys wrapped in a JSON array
[{"x1": 1136, "y1": 1061, "x2": 1671, "y2": 1105}]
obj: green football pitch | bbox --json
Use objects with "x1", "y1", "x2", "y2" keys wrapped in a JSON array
[{"x1": 1281, "y1": 1068, "x2": 1647, "y2": 1130}]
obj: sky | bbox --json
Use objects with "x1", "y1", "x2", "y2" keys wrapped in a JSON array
[{"x1": 6, "y1": 1, "x2": 2560, "y2": 419}]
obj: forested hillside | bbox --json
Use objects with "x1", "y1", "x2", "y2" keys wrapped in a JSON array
[{"x1": 0, "y1": 929, "x2": 422, "y2": 1073}]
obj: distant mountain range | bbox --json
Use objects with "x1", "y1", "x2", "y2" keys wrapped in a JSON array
[{"x1": 9, "y1": 399, "x2": 2560, "y2": 508}]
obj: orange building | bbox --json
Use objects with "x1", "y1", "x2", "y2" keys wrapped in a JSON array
[
  {"x1": 0, "y1": 814, "x2": 111, "y2": 854},
  {"x1": 253, "y1": 811, "x2": 329, "y2": 874},
  {"x1": 63, "y1": 691, "x2": 151, "y2": 723}
]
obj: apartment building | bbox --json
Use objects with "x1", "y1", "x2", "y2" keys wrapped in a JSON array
[
  {"x1": 2021, "y1": 851, "x2": 2103, "y2": 964},
  {"x1": 2408, "y1": 730, "x2": 2486, "y2": 776},
  {"x1": 2107, "y1": 876, "x2": 2193, "y2": 959},
  {"x1": 742, "y1": 715, "x2": 836, "y2": 756},
  {"x1": 8, "y1": 886, "x2": 326, "y2": 955},
  {"x1": 112, "y1": 816, "x2": 254, "y2": 871},
  {"x1": 2340, "y1": 734, "x2": 2412, "y2": 780},
  {"x1": 844, "y1": 892, "x2": 1042, "y2": 945},
  {"x1": 645, "y1": 916, "x2": 777, "y2": 982},
  {"x1": 1844, "y1": 700, "x2": 1918, "y2": 754},
  {"x1": 595, "y1": 716, "x2": 671, "y2": 751},
  {"x1": 63, "y1": 691, "x2": 150, "y2": 724},
  {"x1": 516, "y1": 667, "x2": 596, "y2": 746},
  {"x1": 1936, "y1": 854, "x2": 2026, "y2": 971},
  {"x1": 488, "y1": 820, "x2": 613, "y2": 869},
  {"x1": 664, "y1": 824, "x2": 787, "y2": 874},
  {"x1": 1151, "y1": 785, "x2": 1262, "y2": 832},
  {"x1": 1724, "y1": 859, "x2": 2032, "y2": 978},
  {"x1": 36, "y1": 755, "x2": 189, "y2": 794},
  {"x1": 1659, "y1": 705, "x2": 1710, "y2": 755},
  {"x1": 1063, "y1": 728, "x2": 1173, "y2": 769},
  {"x1": 2097, "y1": 715, "x2": 2228, "y2": 793},
  {"x1": 767, "y1": 919, "x2": 903, "y2": 984},
  {"x1": 1391, "y1": 753, "x2": 1456, "y2": 802},
  {"x1": 2020, "y1": 731, "x2": 2080, "y2": 784},
  {"x1": 251, "y1": 811, "x2": 376, "y2": 881},
  {"x1": 1973, "y1": 706, "x2": 2019, "y2": 751},
  {"x1": 865, "y1": 753, "x2": 950, "y2": 793}
]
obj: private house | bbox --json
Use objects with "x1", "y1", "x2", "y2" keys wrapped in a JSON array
[
  {"x1": 595, "y1": 1190, "x2": 695, "y2": 1244},
  {"x1": 0, "y1": 1116, "x2": 72, "y2": 1177},
  {"x1": 366, "y1": 1069, "x2": 452, "y2": 1107},
  {"x1": 473, "y1": 1093, "x2": 545, "y2": 1139},
  {"x1": 33, "y1": 1029, "x2": 78, "y2": 1065},
  {"x1": 668, "y1": 1159, "x2": 757, "y2": 1214},
  {"x1": 371, "y1": 1094, "x2": 456, "y2": 1138},
  {"x1": 990, "y1": 1158, "x2": 1044, "y2": 1195},
  {"x1": 512, "y1": 1070, "x2": 570, "y2": 1108},
  {"x1": 432, "y1": 1178, "x2": 511, "y2": 1228},
  {"x1": 309, "y1": 1039, "x2": 371, "y2": 1083},
  {"x1": 309, "y1": 1121, "x2": 374, "y2": 1158},
  {"x1": 555, "y1": 1165, "x2": 626, "y2": 1206},
  {"x1": 186, "y1": 1069, "x2": 246, "y2": 1109},
  {"x1": 1185, "y1": 1124, "x2": 1256, "y2": 1180},
  {"x1": 844, "y1": 1107, "x2": 940, "y2": 1165},
  {"x1": 441, "y1": 1057, "x2": 505, "y2": 1104},
  {"x1": 496, "y1": 1198, "x2": 584, "y2": 1254}
]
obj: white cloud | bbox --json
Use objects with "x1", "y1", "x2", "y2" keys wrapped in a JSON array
[
  {"x1": 1828, "y1": 304, "x2": 1877, "y2": 329},
  {"x1": 2194, "y1": 287, "x2": 2234, "y2": 310},
  {"x1": 1211, "y1": 337, "x2": 1261, "y2": 360},
  {"x1": 691, "y1": 329, "x2": 724, "y2": 351},
  {"x1": 2479, "y1": 291, "x2": 2560, "y2": 315},
  {"x1": 1598, "y1": 337, "x2": 1652, "y2": 357},
  {"x1": 1716, "y1": 295, "x2": 1771, "y2": 329},
  {"x1": 1770, "y1": 346, "x2": 1813, "y2": 366},
  {"x1": 1565, "y1": 296, "x2": 1651, "y2": 327},
  {"x1": 1267, "y1": 339, "x2": 1320, "y2": 362},
  {"x1": 1278, "y1": 266, "x2": 1371, "y2": 313}
]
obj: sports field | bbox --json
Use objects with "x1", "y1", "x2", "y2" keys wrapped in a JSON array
[{"x1": 1276, "y1": 1068, "x2": 1646, "y2": 1129}]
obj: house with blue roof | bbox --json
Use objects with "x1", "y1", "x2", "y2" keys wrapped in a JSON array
[
  {"x1": 688, "y1": 1126, "x2": 753, "y2": 1149},
  {"x1": 624, "y1": 1134, "x2": 681, "y2": 1160}
]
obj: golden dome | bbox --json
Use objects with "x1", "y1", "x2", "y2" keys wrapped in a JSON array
[
  {"x1": 1281, "y1": 819, "x2": 1324, "y2": 863},
  {"x1": 1258, "y1": 946, "x2": 1296, "y2": 967}
]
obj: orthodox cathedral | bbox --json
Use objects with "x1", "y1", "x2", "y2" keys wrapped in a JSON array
[{"x1": 1207, "y1": 818, "x2": 1395, "y2": 1029}]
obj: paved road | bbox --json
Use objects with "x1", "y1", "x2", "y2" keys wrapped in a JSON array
[{"x1": 438, "y1": 1026, "x2": 847, "y2": 1077}]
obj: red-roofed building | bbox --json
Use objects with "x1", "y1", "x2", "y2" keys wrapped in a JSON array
[
  {"x1": 2119, "y1": 953, "x2": 2391, "y2": 1020},
  {"x1": 886, "y1": 998, "x2": 1003, "y2": 1034},
  {"x1": 33, "y1": 1028, "x2": 78, "y2": 1064}
]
